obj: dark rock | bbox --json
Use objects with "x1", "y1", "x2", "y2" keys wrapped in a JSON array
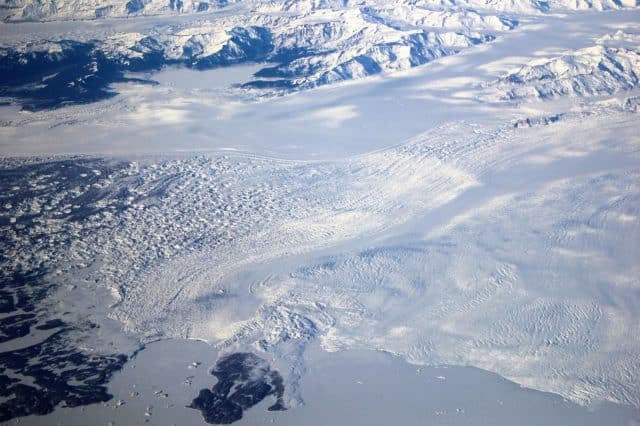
[
  {"x1": 0, "y1": 313, "x2": 38, "y2": 343},
  {"x1": 0, "y1": 331, "x2": 128, "y2": 422},
  {"x1": 35, "y1": 319, "x2": 67, "y2": 330},
  {"x1": 95, "y1": 5, "x2": 113, "y2": 18},
  {"x1": 514, "y1": 113, "x2": 565, "y2": 128},
  {"x1": 126, "y1": 0, "x2": 147, "y2": 13},
  {"x1": 189, "y1": 353, "x2": 286, "y2": 424}
]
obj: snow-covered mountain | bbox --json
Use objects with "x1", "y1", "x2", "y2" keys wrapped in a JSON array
[
  {"x1": 2, "y1": 0, "x2": 639, "y2": 109},
  {"x1": 494, "y1": 47, "x2": 640, "y2": 100},
  {"x1": 484, "y1": 31, "x2": 640, "y2": 101},
  {"x1": 0, "y1": 1, "x2": 516, "y2": 109},
  {"x1": 1, "y1": 0, "x2": 636, "y2": 21}
]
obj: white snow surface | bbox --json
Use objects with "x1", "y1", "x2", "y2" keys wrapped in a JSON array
[
  {"x1": 4, "y1": 107, "x2": 639, "y2": 408},
  {"x1": 108, "y1": 113, "x2": 640, "y2": 408}
]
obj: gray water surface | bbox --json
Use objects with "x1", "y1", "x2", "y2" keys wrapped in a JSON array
[{"x1": 19, "y1": 338, "x2": 638, "y2": 426}]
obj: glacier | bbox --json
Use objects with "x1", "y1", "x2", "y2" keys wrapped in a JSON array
[{"x1": 0, "y1": 0, "x2": 640, "y2": 424}]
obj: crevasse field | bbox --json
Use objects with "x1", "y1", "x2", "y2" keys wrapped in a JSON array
[{"x1": 0, "y1": 0, "x2": 639, "y2": 424}]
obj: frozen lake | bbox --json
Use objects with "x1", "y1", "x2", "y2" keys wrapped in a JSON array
[
  {"x1": 19, "y1": 339, "x2": 640, "y2": 425},
  {"x1": 140, "y1": 63, "x2": 267, "y2": 91}
]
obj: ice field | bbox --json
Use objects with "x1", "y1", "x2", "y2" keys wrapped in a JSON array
[{"x1": 1, "y1": 1, "x2": 640, "y2": 424}]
